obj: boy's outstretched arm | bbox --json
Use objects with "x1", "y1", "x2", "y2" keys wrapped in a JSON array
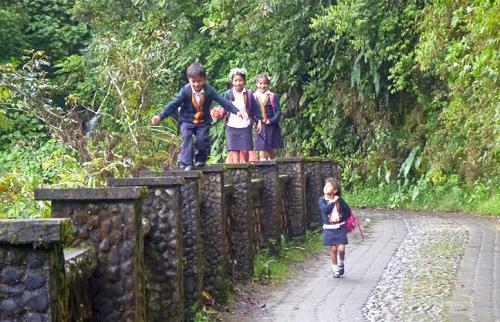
[
  {"x1": 268, "y1": 94, "x2": 282, "y2": 125},
  {"x1": 158, "y1": 88, "x2": 185, "y2": 120},
  {"x1": 152, "y1": 87, "x2": 185, "y2": 125}
]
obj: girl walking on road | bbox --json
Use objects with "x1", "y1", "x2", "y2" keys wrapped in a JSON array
[{"x1": 319, "y1": 178, "x2": 351, "y2": 278}]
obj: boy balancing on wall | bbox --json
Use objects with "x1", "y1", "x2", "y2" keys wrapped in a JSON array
[{"x1": 151, "y1": 63, "x2": 246, "y2": 170}]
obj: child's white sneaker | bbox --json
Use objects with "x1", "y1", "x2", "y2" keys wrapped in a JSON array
[{"x1": 333, "y1": 271, "x2": 340, "y2": 278}]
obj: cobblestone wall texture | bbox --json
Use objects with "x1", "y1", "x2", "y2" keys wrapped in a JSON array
[
  {"x1": 251, "y1": 163, "x2": 282, "y2": 255},
  {"x1": 224, "y1": 167, "x2": 255, "y2": 279},
  {"x1": 198, "y1": 168, "x2": 229, "y2": 300},
  {"x1": 51, "y1": 199, "x2": 145, "y2": 322},
  {"x1": 278, "y1": 160, "x2": 307, "y2": 237}
]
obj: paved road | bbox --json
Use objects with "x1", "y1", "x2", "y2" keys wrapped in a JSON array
[{"x1": 222, "y1": 209, "x2": 500, "y2": 322}]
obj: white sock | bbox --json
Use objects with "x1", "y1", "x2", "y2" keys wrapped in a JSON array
[
  {"x1": 339, "y1": 259, "x2": 344, "y2": 266},
  {"x1": 331, "y1": 264, "x2": 338, "y2": 272}
]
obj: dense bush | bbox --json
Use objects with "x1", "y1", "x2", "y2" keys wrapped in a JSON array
[{"x1": 0, "y1": 0, "x2": 498, "y2": 216}]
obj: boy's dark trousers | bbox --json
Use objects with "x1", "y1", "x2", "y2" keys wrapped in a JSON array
[{"x1": 179, "y1": 122, "x2": 211, "y2": 166}]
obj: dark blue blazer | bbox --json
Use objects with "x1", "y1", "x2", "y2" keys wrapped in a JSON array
[
  {"x1": 224, "y1": 89, "x2": 261, "y2": 123},
  {"x1": 318, "y1": 196, "x2": 351, "y2": 225},
  {"x1": 159, "y1": 84, "x2": 239, "y2": 124},
  {"x1": 255, "y1": 92, "x2": 281, "y2": 125}
]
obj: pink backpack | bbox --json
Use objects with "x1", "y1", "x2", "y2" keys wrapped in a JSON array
[{"x1": 345, "y1": 210, "x2": 364, "y2": 239}]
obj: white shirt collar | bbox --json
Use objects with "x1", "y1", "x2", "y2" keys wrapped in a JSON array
[
  {"x1": 232, "y1": 87, "x2": 247, "y2": 96},
  {"x1": 256, "y1": 90, "x2": 270, "y2": 96},
  {"x1": 191, "y1": 86, "x2": 205, "y2": 94}
]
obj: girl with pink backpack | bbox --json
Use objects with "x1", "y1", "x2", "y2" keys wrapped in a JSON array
[{"x1": 319, "y1": 178, "x2": 352, "y2": 278}]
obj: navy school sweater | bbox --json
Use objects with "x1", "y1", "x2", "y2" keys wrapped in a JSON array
[
  {"x1": 255, "y1": 92, "x2": 282, "y2": 125},
  {"x1": 318, "y1": 196, "x2": 351, "y2": 225},
  {"x1": 159, "y1": 84, "x2": 239, "y2": 124}
]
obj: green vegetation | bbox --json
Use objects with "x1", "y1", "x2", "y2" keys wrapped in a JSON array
[
  {"x1": 0, "y1": 0, "x2": 498, "y2": 216},
  {"x1": 192, "y1": 306, "x2": 219, "y2": 322},
  {"x1": 347, "y1": 179, "x2": 500, "y2": 216},
  {"x1": 254, "y1": 231, "x2": 323, "y2": 283}
]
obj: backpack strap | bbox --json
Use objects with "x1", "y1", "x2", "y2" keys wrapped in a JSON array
[
  {"x1": 349, "y1": 209, "x2": 364, "y2": 240},
  {"x1": 228, "y1": 88, "x2": 253, "y2": 115},
  {"x1": 357, "y1": 218, "x2": 364, "y2": 240},
  {"x1": 245, "y1": 90, "x2": 253, "y2": 114},
  {"x1": 226, "y1": 89, "x2": 235, "y2": 102}
]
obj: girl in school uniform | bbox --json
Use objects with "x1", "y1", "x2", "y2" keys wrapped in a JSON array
[
  {"x1": 318, "y1": 178, "x2": 351, "y2": 278},
  {"x1": 224, "y1": 68, "x2": 261, "y2": 163},
  {"x1": 254, "y1": 74, "x2": 284, "y2": 161}
]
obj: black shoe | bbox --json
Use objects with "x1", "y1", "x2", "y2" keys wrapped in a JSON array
[
  {"x1": 333, "y1": 271, "x2": 340, "y2": 278},
  {"x1": 338, "y1": 265, "x2": 344, "y2": 276},
  {"x1": 184, "y1": 165, "x2": 193, "y2": 171},
  {"x1": 194, "y1": 161, "x2": 205, "y2": 168}
]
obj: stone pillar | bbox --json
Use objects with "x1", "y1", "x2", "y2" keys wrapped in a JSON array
[
  {"x1": 251, "y1": 178, "x2": 264, "y2": 251},
  {"x1": 277, "y1": 158, "x2": 307, "y2": 237},
  {"x1": 35, "y1": 187, "x2": 147, "y2": 322},
  {"x1": 140, "y1": 170, "x2": 204, "y2": 314},
  {"x1": 332, "y1": 160, "x2": 341, "y2": 180},
  {"x1": 0, "y1": 219, "x2": 71, "y2": 322},
  {"x1": 197, "y1": 165, "x2": 229, "y2": 301},
  {"x1": 278, "y1": 175, "x2": 291, "y2": 237},
  {"x1": 303, "y1": 158, "x2": 323, "y2": 229},
  {"x1": 224, "y1": 164, "x2": 254, "y2": 280},
  {"x1": 224, "y1": 183, "x2": 234, "y2": 275},
  {"x1": 64, "y1": 248, "x2": 96, "y2": 322},
  {"x1": 107, "y1": 177, "x2": 184, "y2": 322},
  {"x1": 250, "y1": 161, "x2": 282, "y2": 255},
  {"x1": 320, "y1": 159, "x2": 335, "y2": 181}
]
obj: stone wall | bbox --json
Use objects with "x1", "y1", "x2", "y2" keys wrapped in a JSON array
[
  {"x1": 224, "y1": 164, "x2": 255, "y2": 280},
  {"x1": 35, "y1": 188, "x2": 147, "y2": 322},
  {"x1": 2, "y1": 158, "x2": 340, "y2": 321},
  {"x1": 304, "y1": 158, "x2": 324, "y2": 229},
  {"x1": 197, "y1": 166, "x2": 229, "y2": 301},
  {"x1": 0, "y1": 219, "x2": 71, "y2": 322},
  {"x1": 251, "y1": 178, "x2": 264, "y2": 251},
  {"x1": 64, "y1": 248, "x2": 96, "y2": 321},
  {"x1": 250, "y1": 161, "x2": 282, "y2": 255},
  {"x1": 277, "y1": 158, "x2": 307, "y2": 237},
  {"x1": 140, "y1": 170, "x2": 204, "y2": 315},
  {"x1": 278, "y1": 174, "x2": 291, "y2": 237},
  {"x1": 107, "y1": 177, "x2": 184, "y2": 322}
]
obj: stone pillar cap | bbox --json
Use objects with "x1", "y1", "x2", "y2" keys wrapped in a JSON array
[
  {"x1": 277, "y1": 157, "x2": 304, "y2": 163},
  {"x1": 34, "y1": 187, "x2": 148, "y2": 201},
  {"x1": 107, "y1": 177, "x2": 185, "y2": 187},
  {"x1": 224, "y1": 163, "x2": 253, "y2": 169},
  {"x1": 321, "y1": 158, "x2": 339, "y2": 164},
  {"x1": 252, "y1": 160, "x2": 277, "y2": 166},
  {"x1": 303, "y1": 157, "x2": 323, "y2": 162},
  {"x1": 196, "y1": 164, "x2": 226, "y2": 172},
  {"x1": 0, "y1": 218, "x2": 72, "y2": 245},
  {"x1": 139, "y1": 170, "x2": 202, "y2": 178}
]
